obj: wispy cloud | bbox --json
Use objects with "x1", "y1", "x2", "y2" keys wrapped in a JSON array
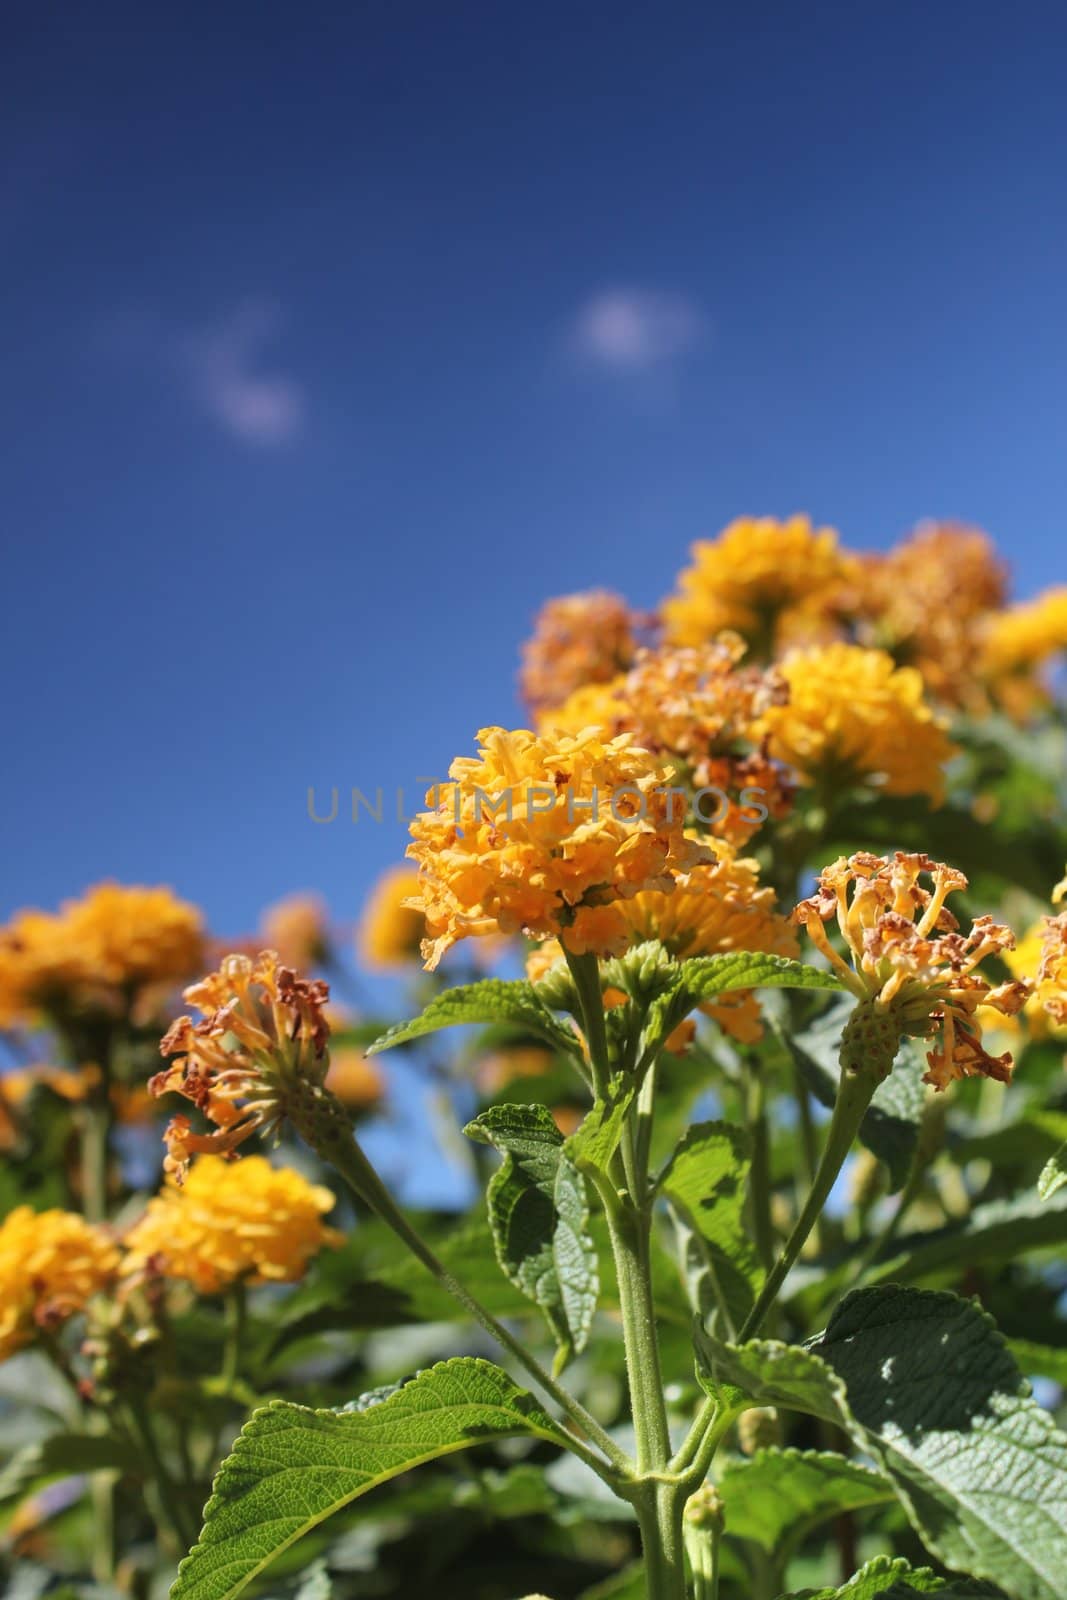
[
  {"x1": 97, "y1": 299, "x2": 306, "y2": 447},
  {"x1": 569, "y1": 287, "x2": 708, "y2": 374},
  {"x1": 179, "y1": 301, "x2": 305, "y2": 446}
]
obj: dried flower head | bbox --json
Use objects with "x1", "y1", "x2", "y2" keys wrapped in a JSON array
[
  {"x1": 756, "y1": 643, "x2": 957, "y2": 803},
  {"x1": 124, "y1": 1155, "x2": 340, "y2": 1294},
  {"x1": 0, "y1": 883, "x2": 204, "y2": 1028},
  {"x1": 853, "y1": 522, "x2": 1007, "y2": 708},
  {"x1": 150, "y1": 950, "x2": 332, "y2": 1178},
  {"x1": 407, "y1": 726, "x2": 712, "y2": 968},
  {"x1": 662, "y1": 515, "x2": 856, "y2": 657},
  {"x1": 519, "y1": 590, "x2": 639, "y2": 715},
  {"x1": 1034, "y1": 913, "x2": 1067, "y2": 1031},
  {"x1": 0, "y1": 1206, "x2": 119, "y2": 1363},
  {"x1": 357, "y1": 866, "x2": 427, "y2": 970},
  {"x1": 793, "y1": 853, "x2": 1029, "y2": 1089}
]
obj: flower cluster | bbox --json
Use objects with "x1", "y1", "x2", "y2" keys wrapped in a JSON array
[
  {"x1": 756, "y1": 643, "x2": 957, "y2": 803},
  {"x1": 406, "y1": 725, "x2": 712, "y2": 967},
  {"x1": 0, "y1": 1206, "x2": 119, "y2": 1362},
  {"x1": 980, "y1": 586, "x2": 1067, "y2": 716},
  {"x1": 0, "y1": 883, "x2": 204, "y2": 1028},
  {"x1": 124, "y1": 1155, "x2": 340, "y2": 1294},
  {"x1": 662, "y1": 515, "x2": 856, "y2": 657},
  {"x1": 261, "y1": 893, "x2": 331, "y2": 969},
  {"x1": 357, "y1": 865, "x2": 427, "y2": 969},
  {"x1": 793, "y1": 853, "x2": 1029, "y2": 1088},
  {"x1": 519, "y1": 589, "x2": 639, "y2": 715},
  {"x1": 540, "y1": 635, "x2": 793, "y2": 846},
  {"x1": 149, "y1": 950, "x2": 331, "y2": 1178},
  {"x1": 854, "y1": 523, "x2": 1007, "y2": 709}
]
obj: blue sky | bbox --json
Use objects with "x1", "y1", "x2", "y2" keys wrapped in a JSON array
[{"x1": 4, "y1": 0, "x2": 1066, "y2": 945}]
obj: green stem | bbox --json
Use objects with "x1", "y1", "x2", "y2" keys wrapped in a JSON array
[
  {"x1": 635, "y1": 1482, "x2": 689, "y2": 1600},
  {"x1": 739, "y1": 1070, "x2": 877, "y2": 1342},
  {"x1": 314, "y1": 1114, "x2": 629, "y2": 1481},
  {"x1": 744, "y1": 1058, "x2": 776, "y2": 1277},
  {"x1": 81, "y1": 1094, "x2": 111, "y2": 1222},
  {"x1": 221, "y1": 1280, "x2": 247, "y2": 1393},
  {"x1": 126, "y1": 1395, "x2": 198, "y2": 1551},
  {"x1": 564, "y1": 948, "x2": 612, "y2": 1098},
  {"x1": 843, "y1": 1155, "x2": 924, "y2": 1293}
]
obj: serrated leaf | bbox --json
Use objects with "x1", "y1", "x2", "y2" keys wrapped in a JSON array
[
  {"x1": 465, "y1": 1103, "x2": 598, "y2": 1368},
  {"x1": 678, "y1": 951, "x2": 846, "y2": 1003},
  {"x1": 366, "y1": 980, "x2": 578, "y2": 1057},
  {"x1": 1037, "y1": 1140, "x2": 1067, "y2": 1201},
  {"x1": 718, "y1": 1447, "x2": 892, "y2": 1555},
  {"x1": 778, "y1": 1552, "x2": 1001, "y2": 1598},
  {"x1": 171, "y1": 1357, "x2": 567, "y2": 1600},
  {"x1": 786, "y1": 998, "x2": 926, "y2": 1191},
  {"x1": 565, "y1": 1076, "x2": 637, "y2": 1174},
  {"x1": 704, "y1": 1285, "x2": 1067, "y2": 1600},
  {"x1": 658, "y1": 1120, "x2": 761, "y2": 1337}
]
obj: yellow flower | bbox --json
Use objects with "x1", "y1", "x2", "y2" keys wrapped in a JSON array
[
  {"x1": 792, "y1": 853, "x2": 1029, "y2": 1090},
  {"x1": 519, "y1": 590, "x2": 639, "y2": 715},
  {"x1": 854, "y1": 522, "x2": 1007, "y2": 708},
  {"x1": 0, "y1": 883, "x2": 204, "y2": 1028},
  {"x1": 150, "y1": 950, "x2": 332, "y2": 1178},
  {"x1": 326, "y1": 1046, "x2": 384, "y2": 1109},
  {"x1": 662, "y1": 515, "x2": 856, "y2": 656},
  {"x1": 756, "y1": 643, "x2": 957, "y2": 803},
  {"x1": 1034, "y1": 912, "x2": 1067, "y2": 1032},
  {"x1": 541, "y1": 637, "x2": 793, "y2": 847},
  {"x1": 124, "y1": 1155, "x2": 340, "y2": 1295},
  {"x1": 407, "y1": 726, "x2": 712, "y2": 968},
  {"x1": 357, "y1": 866, "x2": 427, "y2": 970},
  {"x1": 261, "y1": 893, "x2": 330, "y2": 969},
  {"x1": 0, "y1": 1206, "x2": 119, "y2": 1363},
  {"x1": 981, "y1": 587, "x2": 1067, "y2": 717}
]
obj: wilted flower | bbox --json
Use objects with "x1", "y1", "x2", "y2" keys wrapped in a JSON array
[
  {"x1": 519, "y1": 590, "x2": 639, "y2": 715},
  {"x1": 792, "y1": 853, "x2": 1029, "y2": 1089},
  {"x1": 854, "y1": 522, "x2": 1007, "y2": 708},
  {"x1": 1034, "y1": 912, "x2": 1067, "y2": 1031},
  {"x1": 662, "y1": 515, "x2": 856, "y2": 657},
  {"x1": 407, "y1": 726, "x2": 711, "y2": 968},
  {"x1": 0, "y1": 1206, "x2": 119, "y2": 1363},
  {"x1": 124, "y1": 1154, "x2": 340, "y2": 1294},
  {"x1": 261, "y1": 893, "x2": 331, "y2": 969},
  {"x1": 0, "y1": 883, "x2": 204, "y2": 1029},
  {"x1": 756, "y1": 643, "x2": 957, "y2": 803},
  {"x1": 150, "y1": 950, "x2": 331, "y2": 1178},
  {"x1": 357, "y1": 866, "x2": 427, "y2": 970}
]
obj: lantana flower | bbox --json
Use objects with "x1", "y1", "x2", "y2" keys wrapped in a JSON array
[
  {"x1": 357, "y1": 865, "x2": 427, "y2": 969},
  {"x1": 260, "y1": 893, "x2": 331, "y2": 970},
  {"x1": 406, "y1": 726, "x2": 712, "y2": 968},
  {"x1": 661, "y1": 515, "x2": 856, "y2": 657},
  {"x1": 540, "y1": 636, "x2": 793, "y2": 847},
  {"x1": 980, "y1": 586, "x2": 1067, "y2": 718},
  {"x1": 149, "y1": 950, "x2": 331, "y2": 1178},
  {"x1": 0, "y1": 883, "x2": 204, "y2": 1028},
  {"x1": 1034, "y1": 910, "x2": 1067, "y2": 1031},
  {"x1": 124, "y1": 1154, "x2": 340, "y2": 1294},
  {"x1": 519, "y1": 590, "x2": 639, "y2": 715},
  {"x1": 0, "y1": 1206, "x2": 119, "y2": 1363},
  {"x1": 755, "y1": 642, "x2": 957, "y2": 804},
  {"x1": 792, "y1": 852, "x2": 1029, "y2": 1089}
]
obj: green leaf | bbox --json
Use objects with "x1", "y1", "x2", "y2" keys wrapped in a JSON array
[
  {"x1": 565, "y1": 1075, "x2": 637, "y2": 1174},
  {"x1": 704, "y1": 1285, "x2": 1067, "y2": 1600},
  {"x1": 170, "y1": 1358, "x2": 567, "y2": 1600},
  {"x1": 778, "y1": 1552, "x2": 1002, "y2": 1597},
  {"x1": 1038, "y1": 1140, "x2": 1067, "y2": 1201},
  {"x1": 718, "y1": 1447, "x2": 892, "y2": 1555},
  {"x1": 786, "y1": 999, "x2": 926, "y2": 1191},
  {"x1": 677, "y1": 951, "x2": 846, "y2": 1003},
  {"x1": 1007, "y1": 1339, "x2": 1067, "y2": 1387},
  {"x1": 0, "y1": 1432, "x2": 141, "y2": 1501},
  {"x1": 366, "y1": 979, "x2": 578, "y2": 1057},
  {"x1": 464, "y1": 1103, "x2": 598, "y2": 1368},
  {"x1": 869, "y1": 1187, "x2": 1067, "y2": 1284},
  {"x1": 658, "y1": 1120, "x2": 761, "y2": 1337}
]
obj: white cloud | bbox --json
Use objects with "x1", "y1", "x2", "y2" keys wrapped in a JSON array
[
  {"x1": 180, "y1": 301, "x2": 305, "y2": 446},
  {"x1": 570, "y1": 288, "x2": 708, "y2": 373}
]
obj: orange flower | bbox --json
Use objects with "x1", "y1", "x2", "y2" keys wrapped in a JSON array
[
  {"x1": 519, "y1": 590, "x2": 639, "y2": 715},
  {"x1": 261, "y1": 893, "x2": 331, "y2": 969},
  {"x1": 407, "y1": 726, "x2": 711, "y2": 968},
  {"x1": 326, "y1": 1046, "x2": 384, "y2": 1110},
  {"x1": 0, "y1": 1207, "x2": 119, "y2": 1363},
  {"x1": 793, "y1": 853, "x2": 1028, "y2": 1089},
  {"x1": 357, "y1": 866, "x2": 427, "y2": 970}
]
